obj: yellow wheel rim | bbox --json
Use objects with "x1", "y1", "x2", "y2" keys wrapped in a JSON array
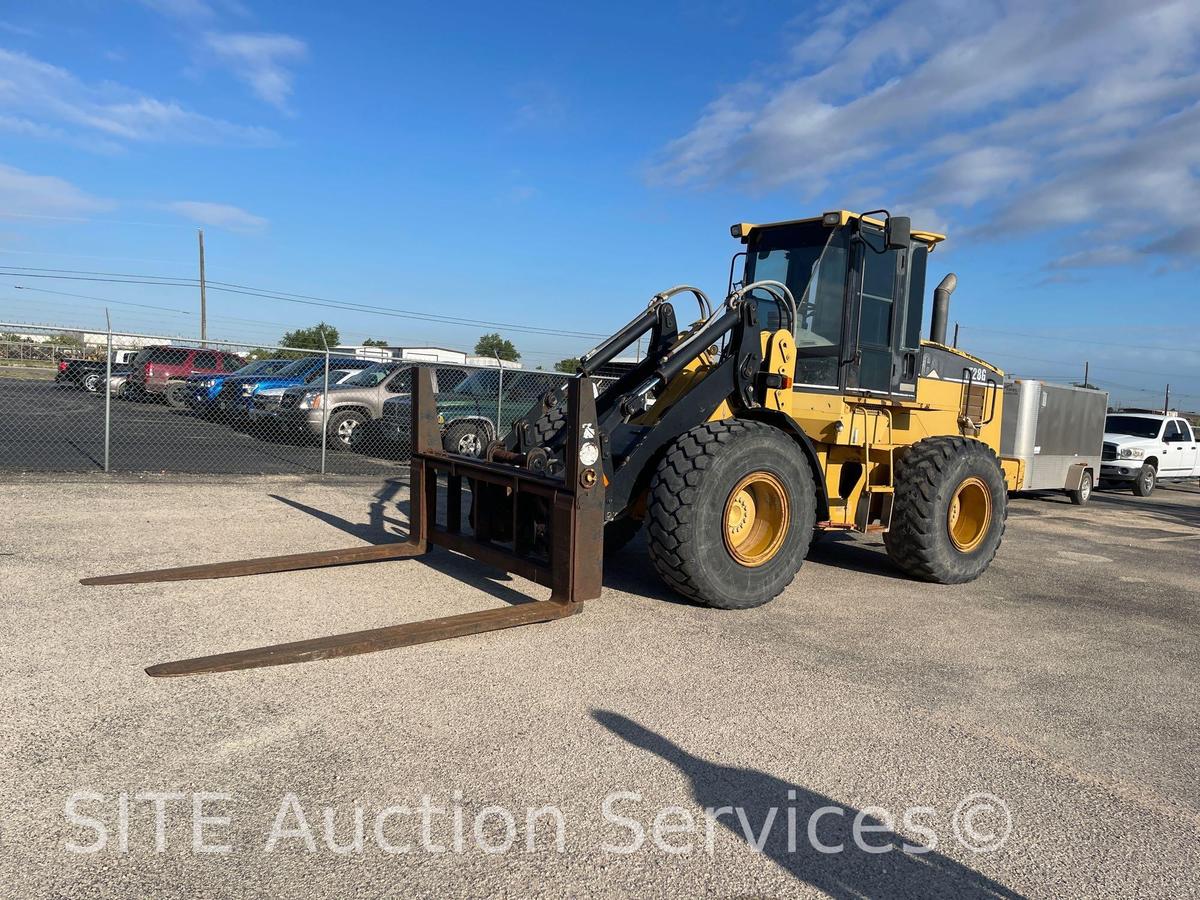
[
  {"x1": 723, "y1": 471, "x2": 790, "y2": 567},
  {"x1": 947, "y1": 476, "x2": 992, "y2": 552}
]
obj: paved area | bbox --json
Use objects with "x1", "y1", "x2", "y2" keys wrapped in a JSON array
[
  {"x1": 0, "y1": 378, "x2": 401, "y2": 476},
  {"x1": 0, "y1": 476, "x2": 1197, "y2": 897}
]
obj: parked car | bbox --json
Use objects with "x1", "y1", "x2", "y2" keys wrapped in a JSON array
[
  {"x1": 213, "y1": 356, "x2": 375, "y2": 426},
  {"x1": 55, "y1": 349, "x2": 139, "y2": 392},
  {"x1": 368, "y1": 368, "x2": 567, "y2": 458},
  {"x1": 183, "y1": 358, "x2": 293, "y2": 416},
  {"x1": 1100, "y1": 412, "x2": 1200, "y2": 496},
  {"x1": 246, "y1": 365, "x2": 377, "y2": 434},
  {"x1": 269, "y1": 363, "x2": 469, "y2": 451},
  {"x1": 123, "y1": 345, "x2": 246, "y2": 405}
]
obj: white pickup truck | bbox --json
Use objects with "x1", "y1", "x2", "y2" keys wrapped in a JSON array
[{"x1": 1100, "y1": 413, "x2": 1200, "y2": 496}]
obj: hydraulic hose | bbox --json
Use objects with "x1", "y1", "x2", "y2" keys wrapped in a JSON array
[{"x1": 579, "y1": 284, "x2": 712, "y2": 376}]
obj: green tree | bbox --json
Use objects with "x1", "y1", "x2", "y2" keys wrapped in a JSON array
[
  {"x1": 362, "y1": 338, "x2": 389, "y2": 348},
  {"x1": 554, "y1": 357, "x2": 581, "y2": 374},
  {"x1": 279, "y1": 322, "x2": 340, "y2": 358},
  {"x1": 474, "y1": 332, "x2": 520, "y2": 362}
]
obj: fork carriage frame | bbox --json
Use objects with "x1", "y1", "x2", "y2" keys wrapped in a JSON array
[{"x1": 82, "y1": 367, "x2": 605, "y2": 676}]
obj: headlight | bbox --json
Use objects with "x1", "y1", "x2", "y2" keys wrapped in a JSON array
[
  {"x1": 299, "y1": 392, "x2": 321, "y2": 410},
  {"x1": 1118, "y1": 447, "x2": 1144, "y2": 459},
  {"x1": 202, "y1": 378, "x2": 217, "y2": 388},
  {"x1": 241, "y1": 385, "x2": 254, "y2": 396}
]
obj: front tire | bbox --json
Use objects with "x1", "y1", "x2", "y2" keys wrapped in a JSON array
[
  {"x1": 1132, "y1": 463, "x2": 1156, "y2": 497},
  {"x1": 326, "y1": 409, "x2": 367, "y2": 451},
  {"x1": 443, "y1": 420, "x2": 491, "y2": 458},
  {"x1": 165, "y1": 381, "x2": 189, "y2": 409},
  {"x1": 884, "y1": 437, "x2": 1007, "y2": 584},
  {"x1": 647, "y1": 420, "x2": 817, "y2": 609}
]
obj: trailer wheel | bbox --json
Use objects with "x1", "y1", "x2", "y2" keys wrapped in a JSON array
[
  {"x1": 1131, "y1": 463, "x2": 1156, "y2": 497},
  {"x1": 1068, "y1": 470, "x2": 1093, "y2": 506},
  {"x1": 647, "y1": 420, "x2": 817, "y2": 609},
  {"x1": 884, "y1": 437, "x2": 1007, "y2": 584}
]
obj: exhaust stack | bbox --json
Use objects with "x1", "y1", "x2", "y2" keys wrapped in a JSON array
[{"x1": 930, "y1": 273, "x2": 957, "y2": 345}]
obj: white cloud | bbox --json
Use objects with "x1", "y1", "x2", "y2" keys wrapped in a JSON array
[
  {"x1": 0, "y1": 48, "x2": 277, "y2": 148},
  {"x1": 653, "y1": 0, "x2": 1200, "y2": 267},
  {"x1": 166, "y1": 200, "x2": 267, "y2": 232},
  {"x1": 0, "y1": 163, "x2": 112, "y2": 218},
  {"x1": 203, "y1": 32, "x2": 307, "y2": 110}
]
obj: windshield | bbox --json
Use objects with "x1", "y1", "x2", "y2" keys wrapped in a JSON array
[
  {"x1": 1105, "y1": 416, "x2": 1161, "y2": 439},
  {"x1": 746, "y1": 222, "x2": 840, "y2": 349},
  {"x1": 453, "y1": 370, "x2": 498, "y2": 395},
  {"x1": 341, "y1": 363, "x2": 394, "y2": 387},
  {"x1": 236, "y1": 359, "x2": 289, "y2": 376},
  {"x1": 272, "y1": 358, "x2": 318, "y2": 378}
]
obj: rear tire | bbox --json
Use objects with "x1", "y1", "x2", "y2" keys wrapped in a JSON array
[
  {"x1": 1068, "y1": 470, "x2": 1093, "y2": 505},
  {"x1": 1132, "y1": 463, "x2": 1156, "y2": 497},
  {"x1": 82, "y1": 372, "x2": 101, "y2": 393},
  {"x1": 647, "y1": 420, "x2": 817, "y2": 609},
  {"x1": 884, "y1": 437, "x2": 1007, "y2": 584}
]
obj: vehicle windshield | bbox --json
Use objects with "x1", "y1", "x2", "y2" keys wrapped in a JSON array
[
  {"x1": 453, "y1": 370, "x2": 499, "y2": 396},
  {"x1": 273, "y1": 358, "x2": 318, "y2": 378},
  {"x1": 1105, "y1": 416, "x2": 1161, "y2": 438},
  {"x1": 746, "y1": 222, "x2": 840, "y2": 349},
  {"x1": 341, "y1": 363, "x2": 394, "y2": 387},
  {"x1": 236, "y1": 359, "x2": 290, "y2": 376}
]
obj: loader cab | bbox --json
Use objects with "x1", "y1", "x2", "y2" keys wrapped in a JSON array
[{"x1": 735, "y1": 211, "x2": 942, "y2": 399}]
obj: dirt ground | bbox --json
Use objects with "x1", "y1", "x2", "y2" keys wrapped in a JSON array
[{"x1": 1, "y1": 475, "x2": 1197, "y2": 898}]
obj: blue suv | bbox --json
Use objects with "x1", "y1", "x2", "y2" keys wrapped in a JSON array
[
  {"x1": 214, "y1": 356, "x2": 375, "y2": 425},
  {"x1": 185, "y1": 358, "x2": 293, "y2": 416}
]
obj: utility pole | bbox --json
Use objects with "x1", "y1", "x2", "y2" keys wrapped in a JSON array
[
  {"x1": 1083, "y1": 360, "x2": 1089, "y2": 387},
  {"x1": 197, "y1": 229, "x2": 207, "y2": 345},
  {"x1": 952, "y1": 322, "x2": 959, "y2": 348},
  {"x1": 1164, "y1": 384, "x2": 1170, "y2": 415}
]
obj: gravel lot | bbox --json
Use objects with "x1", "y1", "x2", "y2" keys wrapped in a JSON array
[{"x1": 1, "y1": 475, "x2": 1197, "y2": 898}]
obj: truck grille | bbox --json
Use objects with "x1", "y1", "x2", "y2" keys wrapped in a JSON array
[
  {"x1": 1102, "y1": 442, "x2": 1117, "y2": 461},
  {"x1": 280, "y1": 393, "x2": 300, "y2": 410},
  {"x1": 252, "y1": 395, "x2": 280, "y2": 411}
]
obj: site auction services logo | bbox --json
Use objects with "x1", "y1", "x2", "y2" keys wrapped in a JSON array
[{"x1": 60, "y1": 788, "x2": 1012, "y2": 857}]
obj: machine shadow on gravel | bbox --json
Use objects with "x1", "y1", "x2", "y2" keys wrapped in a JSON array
[
  {"x1": 593, "y1": 710, "x2": 1024, "y2": 900},
  {"x1": 268, "y1": 486, "x2": 541, "y2": 608}
]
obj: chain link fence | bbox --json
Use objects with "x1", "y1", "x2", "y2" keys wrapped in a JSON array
[{"x1": 0, "y1": 322, "x2": 585, "y2": 477}]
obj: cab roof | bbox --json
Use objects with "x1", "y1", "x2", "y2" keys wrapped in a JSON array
[{"x1": 731, "y1": 210, "x2": 946, "y2": 248}]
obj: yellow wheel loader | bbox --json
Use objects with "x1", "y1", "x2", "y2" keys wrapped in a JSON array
[{"x1": 85, "y1": 210, "x2": 1021, "y2": 676}]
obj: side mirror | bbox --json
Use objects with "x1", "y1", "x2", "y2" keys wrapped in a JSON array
[{"x1": 886, "y1": 216, "x2": 911, "y2": 250}]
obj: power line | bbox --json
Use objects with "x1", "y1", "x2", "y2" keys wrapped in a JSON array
[{"x1": 0, "y1": 266, "x2": 610, "y2": 339}]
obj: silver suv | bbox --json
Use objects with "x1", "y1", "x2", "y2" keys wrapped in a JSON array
[{"x1": 272, "y1": 362, "x2": 469, "y2": 450}]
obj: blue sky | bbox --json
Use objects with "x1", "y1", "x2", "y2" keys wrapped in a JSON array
[{"x1": 1, "y1": 0, "x2": 1198, "y2": 407}]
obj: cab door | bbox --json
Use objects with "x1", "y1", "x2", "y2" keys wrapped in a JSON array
[
  {"x1": 1166, "y1": 419, "x2": 1199, "y2": 476},
  {"x1": 846, "y1": 226, "x2": 913, "y2": 398}
]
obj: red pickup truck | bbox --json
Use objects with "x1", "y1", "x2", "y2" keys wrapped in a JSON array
[{"x1": 124, "y1": 345, "x2": 245, "y2": 406}]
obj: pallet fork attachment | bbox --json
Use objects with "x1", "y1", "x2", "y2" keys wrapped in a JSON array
[{"x1": 82, "y1": 368, "x2": 606, "y2": 676}]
